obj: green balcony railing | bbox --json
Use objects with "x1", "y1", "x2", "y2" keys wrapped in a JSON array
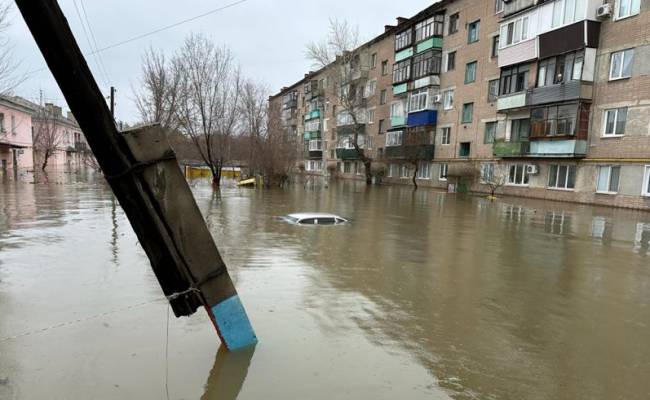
[
  {"x1": 303, "y1": 131, "x2": 321, "y2": 141},
  {"x1": 385, "y1": 144, "x2": 434, "y2": 161},
  {"x1": 336, "y1": 148, "x2": 361, "y2": 160},
  {"x1": 493, "y1": 139, "x2": 530, "y2": 157},
  {"x1": 305, "y1": 110, "x2": 321, "y2": 121},
  {"x1": 391, "y1": 116, "x2": 407, "y2": 128}
]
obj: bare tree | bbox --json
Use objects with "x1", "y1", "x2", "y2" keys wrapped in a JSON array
[
  {"x1": 173, "y1": 34, "x2": 242, "y2": 188},
  {"x1": 262, "y1": 101, "x2": 298, "y2": 186},
  {"x1": 32, "y1": 107, "x2": 64, "y2": 172},
  {"x1": 133, "y1": 48, "x2": 182, "y2": 130},
  {"x1": 239, "y1": 79, "x2": 268, "y2": 176},
  {"x1": 0, "y1": 2, "x2": 25, "y2": 96},
  {"x1": 306, "y1": 19, "x2": 374, "y2": 185},
  {"x1": 479, "y1": 163, "x2": 510, "y2": 198}
]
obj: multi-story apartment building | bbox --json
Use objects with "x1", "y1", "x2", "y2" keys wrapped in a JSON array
[
  {"x1": 0, "y1": 96, "x2": 37, "y2": 176},
  {"x1": 270, "y1": 0, "x2": 650, "y2": 210}
]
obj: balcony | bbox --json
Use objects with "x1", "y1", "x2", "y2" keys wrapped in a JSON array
[
  {"x1": 498, "y1": 38, "x2": 537, "y2": 69},
  {"x1": 529, "y1": 81, "x2": 593, "y2": 106},
  {"x1": 493, "y1": 139, "x2": 530, "y2": 158},
  {"x1": 385, "y1": 144, "x2": 435, "y2": 161},
  {"x1": 497, "y1": 91, "x2": 530, "y2": 112},
  {"x1": 305, "y1": 110, "x2": 321, "y2": 121},
  {"x1": 395, "y1": 47, "x2": 414, "y2": 62},
  {"x1": 336, "y1": 124, "x2": 366, "y2": 137},
  {"x1": 407, "y1": 110, "x2": 438, "y2": 128},
  {"x1": 391, "y1": 116, "x2": 407, "y2": 128},
  {"x1": 282, "y1": 98, "x2": 297, "y2": 110},
  {"x1": 503, "y1": 0, "x2": 535, "y2": 17},
  {"x1": 416, "y1": 37, "x2": 443, "y2": 53},
  {"x1": 529, "y1": 139, "x2": 587, "y2": 158},
  {"x1": 538, "y1": 21, "x2": 601, "y2": 60},
  {"x1": 303, "y1": 131, "x2": 321, "y2": 141},
  {"x1": 393, "y1": 83, "x2": 408, "y2": 96},
  {"x1": 336, "y1": 148, "x2": 361, "y2": 160}
]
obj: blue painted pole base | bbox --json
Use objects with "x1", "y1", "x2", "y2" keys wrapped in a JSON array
[{"x1": 209, "y1": 295, "x2": 257, "y2": 351}]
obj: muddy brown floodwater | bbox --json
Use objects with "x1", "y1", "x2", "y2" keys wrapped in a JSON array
[{"x1": 1, "y1": 176, "x2": 650, "y2": 399}]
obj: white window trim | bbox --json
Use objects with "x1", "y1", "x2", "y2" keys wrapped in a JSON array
[
  {"x1": 609, "y1": 49, "x2": 634, "y2": 81},
  {"x1": 438, "y1": 163, "x2": 448, "y2": 181},
  {"x1": 602, "y1": 108, "x2": 626, "y2": 137},
  {"x1": 440, "y1": 127, "x2": 451, "y2": 145},
  {"x1": 547, "y1": 164, "x2": 576, "y2": 191},
  {"x1": 615, "y1": 0, "x2": 641, "y2": 21},
  {"x1": 416, "y1": 162, "x2": 432, "y2": 180},
  {"x1": 443, "y1": 89, "x2": 454, "y2": 110},
  {"x1": 506, "y1": 164, "x2": 530, "y2": 187},
  {"x1": 386, "y1": 130, "x2": 403, "y2": 147},
  {"x1": 643, "y1": 165, "x2": 650, "y2": 197},
  {"x1": 596, "y1": 165, "x2": 620, "y2": 195}
]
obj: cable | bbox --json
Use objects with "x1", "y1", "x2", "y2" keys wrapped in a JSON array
[
  {"x1": 79, "y1": 0, "x2": 112, "y2": 84},
  {"x1": 71, "y1": 0, "x2": 109, "y2": 88},
  {"x1": 26, "y1": 0, "x2": 249, "y2": 76}
]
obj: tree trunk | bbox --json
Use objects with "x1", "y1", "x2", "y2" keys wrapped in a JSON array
[
  {"x1": 41, "y1": 151, "x2": 50, "y2": 172},
  {"x1": 412, "y1": 164, "x2": 418, "y2": 190},
  {"x1": 363, "y1": 159, "x2": 372, "y2": 185}
]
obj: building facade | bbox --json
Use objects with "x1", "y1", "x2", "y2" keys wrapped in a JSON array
[
  {"x1": 270, "y1": 0, "x2": 650, "y2": 210},
  {"x1": 0, "y1": 97, "x2": 37, "y2": 176}
]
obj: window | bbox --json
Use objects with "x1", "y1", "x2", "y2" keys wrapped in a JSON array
[
  {"x1": 371, "y1": 53, "x2": 378, "y2": 69},
  {"x1": 643, "y1": 166, "x2": 650, "y2": 196},
  {"x1": 443, "y1": 89, "x2": 454, "y2": 110},
  {"x1": 488, "y1": 79, "x2": 499, "y2": 102},
  {"x1": 610, "y1": 49, "x2": 634, "y2": 80},
  {"x1": 343, "y1": 162, "x2": 352, "y2": 174},
  {"x1": 0, "y1": 113, "x2": 5, "y2": 133},
  {"x1": 462, "y1": 103, "x2": 473, "y2": 123},
  {"x1": 468, "y1": 20, "x2": 480, "y2": 43},
  {"x1": 499, "y1": 15, "x2": 530, "y2": 48},
  {"x1": 448, "y1": 13, "x2": 459, "y2": 35},
  {"x1": 382, "y1": 60, "x2": 389, "y2": 76},
  {"x1": 364, "y1": 80, "x2": 376, "y2": 98},
  {"x1": 337, "y1": 111, "x2": 355, "y2": 126},
  {"x1": 380, "y1": 89, "x2": 387, "y2": 105},
  {"x1": 491, "y1": 36, "x2": 500, "y2": 58},
  {"x1": 548, "y1": 165, "x2": 576, "y2": 189},
  {"x1": 393, "y1": 60, "x2": 412, "y2": 83},
  {"x1": 484, "y1": 122, "x2": 497, "y2": 144},
  {"x1": 413, "y1": 50, "x2": 442, "y2": 79},
  {"x1": 617, "y1": 0, "x2": 641, "y2": 19},
  {"x1": 367, "y1": 109, "x2": 375, "y2": 124},
  {"x1": 439, "y1": 163, "x2": 448, "y2": 181},
  {"x1": 306, "y1": 160, "x2": 323, "y2": 171},
  {"x1": 408, "y1": 89, "x2": 431, "y2": 112},
  {"x1": 481, "y1": 163, "x2": 495, "y2": 183},
  {"x1": 531, "y1": 104, "x2": 579, "y2": 137},
  {"x1": 440, "y1": 127, "x2": 451, "y2": 145},
  {"x1": 417, "y1": 161, "x2": 431, "y2": 179},
  {"x1": 11, "y1": 115, "x2": 16, "y2": 134},
  {"x1": 415, "y1": 15, "x2": 444, "y2": 42},
  {"x1": 386, "y1": 130, "x2": 403, "y2": 147},
  {"x1": 391, "y1": 101, "x2": 406, "y2": 120},
  {"x1": 395, "y1": 29, "x2": 413, "y2": 51},
  {"x1": 603, "y1": 108, "x2": 627, "y2": 136},
  {"x1": 388, "y1": 164, "x2": 399, "y2": 178},
  {"x1": 355, "y1": 162, "x2": 363, "y2": 175},
  {"x1": 500, "y1": 64, "x2": 529, "y2": 95},
  {"x1": 400, "y1": 164, "x2": 412, "y2": 178},
  {"x1": 378, "y1": 119, "x2": 386, "y2": 134},
  {"x1": 446, "y1": 51, "x2": 456, "y2": 71},
  {"x1": 465, "y1": 61, "x2": 477, "y2": 84},
  {"x1": 510, "y1": 118, "x2": 531, "y2": 143},
  {"x1": 597, "y1": 166, "x2": 621, "y2": 194},
  {"x1": 537, "y1": 50, "x2": 585, "y2": 87},
  {"x1": 508, "y1": 164, "x2": 530, "y2": 186},
  {"x1": 459, "y1": 142, "x2": 471, "y2": 157},
  {"x1": 495, "y1": 0, "x2": 505, "y2": 13}
]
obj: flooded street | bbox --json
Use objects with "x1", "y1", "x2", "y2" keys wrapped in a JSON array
[{"x1": 1, "y1": 177, "x2": 650, "y2": 400}]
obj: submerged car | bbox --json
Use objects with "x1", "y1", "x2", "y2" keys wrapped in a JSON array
[{"x1": 284, "y1": 213, "x2": 348, "y2": 225}]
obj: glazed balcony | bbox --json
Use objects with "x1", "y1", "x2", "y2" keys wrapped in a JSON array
[
  {"x1": 304, "y1": 109, "x2": 321, "y2": 121},
  {"x1": 493, "y1": 139, "x2": 530, "y2": 158},
  {"x1": 391, "y1": 115, "x2": 407, "y2": 128},
  {"x1": 385, "y1": 144, "x2": 434, "y2": 161},
  {"x1": 498, "y1": 38, "x2": 537, "y2": 69},
  {"x1": 528, "y1": 139, "x2": 587, "y2": 158},
  {"x1": 336, "y1": 124, "x2": 366, "y2": 137},
  {"x1": 303, "y1": 131, "x2": 321, "y2": 141},
  {"x1": 407, "y1": 110, "x2": 438, "y2": 128},
  {"x1": 503, "y1": 0, "x2": 535, "y2": 17},
  {"x1": 336, "y1": 148, "x2": 361, "y2": 160},
  {"x1": 529, "y1": 81, "x2": 593, "y2": 106},
  {"x1": 497, "y1": 91, "x2": 530, "y2": 112}
]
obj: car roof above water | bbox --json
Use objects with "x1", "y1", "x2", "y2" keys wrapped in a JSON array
[{"x1": 287, "y1": 213, "x2": 345, "y2": 220}]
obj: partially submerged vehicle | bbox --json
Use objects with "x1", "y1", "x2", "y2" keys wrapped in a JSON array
[{"x1": 283, "y1": 213, "x2": 348, "y2": 225}]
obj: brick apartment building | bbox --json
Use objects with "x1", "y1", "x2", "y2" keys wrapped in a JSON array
[{"x1": 269, "y1": 0, "x2": 650, "y2": 210}]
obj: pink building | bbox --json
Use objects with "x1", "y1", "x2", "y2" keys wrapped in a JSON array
[
  {"x1": 31, "y1": 103, "x2": 87, "y2": 172},
  {"x1": 0, "y1": 96, "x2": 37, "y2": 176}
]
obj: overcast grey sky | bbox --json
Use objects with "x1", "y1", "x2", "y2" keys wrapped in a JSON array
[{"x1": 6, "y1": 0, "x2": 436, "y2": 124}]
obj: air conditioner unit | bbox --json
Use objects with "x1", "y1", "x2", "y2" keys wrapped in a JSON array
[
  {"x1": 526, "y1": 164, "x2": 539, "y2": 175},
  {"x1": 432, "y1": 94, "x2": 442, "y2": 103},
  {"x1": 596, "y1": 4, "x2": 612, "y2": 19}
]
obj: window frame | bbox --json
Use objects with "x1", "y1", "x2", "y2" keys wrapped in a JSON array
[
  {"x1": 415, "y1": 15, "x2": 444, "y2": 42},
  {"x1": 484, "y1": 121, "x2": 497, "y2": 144},
  {"x1": 393, "y1": 59, "x2": 412, "y2": 84},
  {"x1": 416, "y1": 161, "x2": 432, "y2": 180},
  {"x1": 408, "y1": 88, "x2": 431, "y2": 113},
  {"x1": 386, "y1": 130, "x2": 403, "y2": 147},
  {"x1": 602, "y1": 107, "x2": 628, "y2": 137},
  {"x1": 643, "y1": 165, "x2": 650, "y2": 197},
  {"x1": 446, "y1": 51, "x2": 456, "y2": 72},
  {"x1": 609, "y1": 49, "x2": 634, "y2": 81},
  {"x1": 488, "y1": 79, "x2": 500, "y2": 102},
  {"x1": 616, "y1": 0, "x2": 641, "y2": 20},
  {"x1": 448, "y1": 13, "x2": 459, "y2": 35},
  {"x1": 439, "y1": 163, "x2": 448, "y2": 181},
  {"x1": 465, "y1": 61, "x2": 478, "y2": 84},
  {"x1": 596, "y1": 165, "x2": 621, "y2": 194},
  {"x1": 507, "y1": 164, "x2": 530, "y2": 186},
  {"x1": 548, "y1": 164, "x2": 576, "y2": 190},
  {"x1": 413, "y1": 50, "x2": 442, "y2": 79},
  {"x1": 461, "y1": 102, "x2": 474, "y2": 124},
  {"x1": 443, "y1": 89, "x2": 454, "y2": 110},
  {"x1": 440, "y1": 127, "x2": 451, "y2": 145},
  {"x1": 468, "y1": 20, "x2": 480, "y2": 44},
  {"x1": 395, "y1": 29, "x2": 413, "y2": 51}
]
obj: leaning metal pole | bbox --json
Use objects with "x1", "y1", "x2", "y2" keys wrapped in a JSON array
[{"x1": 15, "y1": 0, "x2": 257, "y2": 351}]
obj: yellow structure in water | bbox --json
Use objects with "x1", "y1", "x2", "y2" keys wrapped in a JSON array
[{"x1": 184, "y1": 166, "x2": 242, "y2": 180}]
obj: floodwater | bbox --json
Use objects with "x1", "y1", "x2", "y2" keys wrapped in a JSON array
[{"x1": 1, "y1": 175, "x2": 650, "y2": 400}]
